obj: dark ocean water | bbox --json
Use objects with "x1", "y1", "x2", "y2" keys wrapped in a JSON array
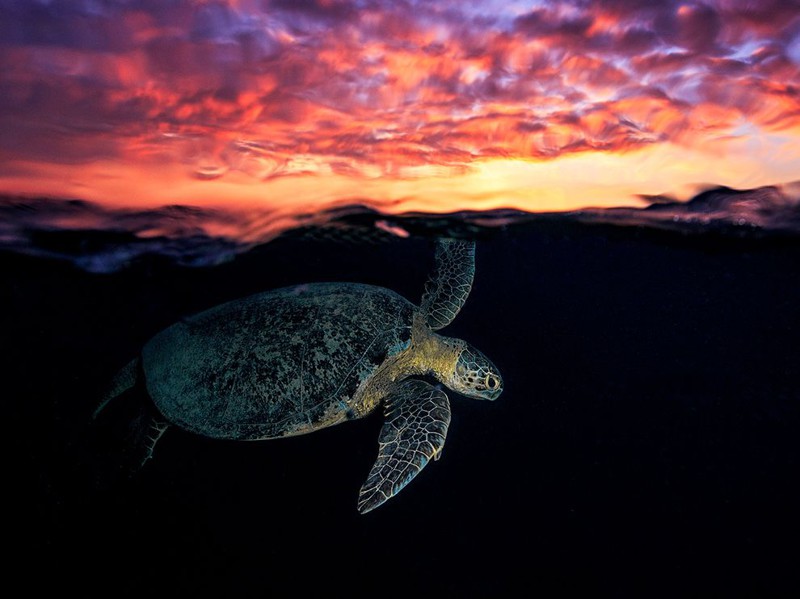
[{"x1": 4, "y1": 195, "x2": 800, "y2": 596}]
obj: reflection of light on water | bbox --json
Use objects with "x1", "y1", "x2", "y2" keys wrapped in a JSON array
[
  {"x1": 194, "y1": 164, "x2": 228, "y2": 180},
  {"x1": 375, "y1": 221, "x2": 410, "y2": 238},
  {"x1": 2, "y1": 183, "x2": 798, "y2": 274},
  {"x1": 2, "y1": 112, "x2": 799, "y2": 226}
]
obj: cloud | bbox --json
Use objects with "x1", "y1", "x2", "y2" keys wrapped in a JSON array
[
  {"x1": 269, "y1": 0, "x2": 358, "y2": 23},
  {"x1": 654, "y1": 3, "x2": 724, "y2": 54},
  {"x1": 514, "y1": 8, "x2": 595, "y2": 39},
  {"x1": 0, "y1": 0, "x2": 798, "y2": 208}
]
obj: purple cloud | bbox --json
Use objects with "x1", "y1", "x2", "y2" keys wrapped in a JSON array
[{"x1": 0, "y1": 0, "x2": 798, "y2": 177}]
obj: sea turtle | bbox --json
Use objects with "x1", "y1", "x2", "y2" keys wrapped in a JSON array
[{"x1": 97, "y1": 238, "x2": 502, "y2": 513}]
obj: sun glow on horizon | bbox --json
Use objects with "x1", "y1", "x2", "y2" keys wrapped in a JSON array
[{"x1": 0, "y1": 0, "x2": 798, "y2": 227}]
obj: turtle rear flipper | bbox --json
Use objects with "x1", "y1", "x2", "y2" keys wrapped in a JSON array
[
  {"x1": 106, "y1": 400, "x2": 170, "y2": 473},
  {"x1": 357, "y1": 380, "x2": 451, "y2": 514},
  {"x1": 130, "y1": 415, "x2": 170, "y2": 469},
  {"x1": 420, "y1": 238, "x2": 475, "y2": 330},
  {"x1": 93, "y1": 357, "x2": 140, "y2": 419},
  {"x1": 93, "y1": 357, "x2": 170, "y2": 471}
]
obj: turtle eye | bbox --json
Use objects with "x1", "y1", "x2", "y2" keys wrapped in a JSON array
[{"x1": 485, "y1": 374, "x2": 498, "y2": 390}]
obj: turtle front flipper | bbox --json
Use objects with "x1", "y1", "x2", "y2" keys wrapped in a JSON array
[
  {"x1": 357, "y1": 379, "x2": 451, "y2": 514},
  {"x1": 420, "y1": 238, "x2": 475, "y2": 330}
]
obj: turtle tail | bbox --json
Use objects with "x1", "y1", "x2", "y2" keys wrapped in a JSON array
[{"x1": 93, "y1": 357, "x2": 140, "y2": 419}]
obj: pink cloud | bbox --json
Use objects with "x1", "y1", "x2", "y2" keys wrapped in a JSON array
[
  {"x1": 0, "y1": 0, "x2": 798, "y2": 206},
  {"x1": 654, "y1": 3, "x2": 724, "y2": 54}
]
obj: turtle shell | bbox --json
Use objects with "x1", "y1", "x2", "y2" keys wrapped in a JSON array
[{"x1": 142, "y1": 283, "x2": 414, "y2": 439}]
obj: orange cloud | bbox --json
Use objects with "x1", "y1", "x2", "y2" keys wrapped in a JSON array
[{"x1": 0, "y1": 0, "x2": 798, "y2": 225}]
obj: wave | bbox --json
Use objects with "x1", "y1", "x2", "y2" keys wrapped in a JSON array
[
  {"x1": 1, "y1": 185, "x2": 798, "y2": 272},
  {"x1": 575, "y1": 185, "x2": 800, "y2": 234}
]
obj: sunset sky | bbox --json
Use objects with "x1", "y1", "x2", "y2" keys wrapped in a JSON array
[{"x1": 1, "y1": 0, "x2": 798, "y2": 219}]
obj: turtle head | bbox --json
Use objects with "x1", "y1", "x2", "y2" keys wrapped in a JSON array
[{"x1": 448, "y1": 342, "x2": 503, "y2": 401}]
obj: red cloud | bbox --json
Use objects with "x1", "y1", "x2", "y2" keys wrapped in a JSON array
[{"x1": 0, "y1": 0, "x2": 798, "y2": 189}]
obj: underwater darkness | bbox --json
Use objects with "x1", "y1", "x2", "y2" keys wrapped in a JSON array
[{"x1": 4, "y1": 220, "x2": 800, "y2": 596}]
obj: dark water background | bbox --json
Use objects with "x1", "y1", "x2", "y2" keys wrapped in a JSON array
[{"x1": 4, "y1": 215, "x2": 800, "y2": 596}]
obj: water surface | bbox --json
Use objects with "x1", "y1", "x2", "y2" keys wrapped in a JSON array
[{"x1": 4, "y1": 196, "x2": 799, "y2": 596}]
